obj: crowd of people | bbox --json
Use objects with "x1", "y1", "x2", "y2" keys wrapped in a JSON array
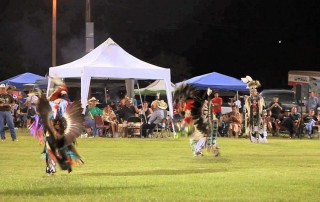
[
  {"x1": 0, "y1": 81, "x2": 319, "y2": 141},
  {"x1": 83, "y1": 93, "x2": 170, "y2": 138},
  {"x1": 1, "y1": 82, "x2": 320, "y2": 143}
]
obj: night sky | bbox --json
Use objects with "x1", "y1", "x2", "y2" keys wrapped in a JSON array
[{"x1": 1, "y1": 0, "x2": 320, "y2": 89}]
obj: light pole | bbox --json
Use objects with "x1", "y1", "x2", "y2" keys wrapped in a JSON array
[
  {"x1": 52, "y1": 0, "x2": 57, "y2": 67},
  {"x1": 86, "y1": 0, "x2": 94, "y2": 53}
]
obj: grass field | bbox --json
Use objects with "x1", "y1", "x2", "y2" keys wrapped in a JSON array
[{"x1": 0, "y1": 130, "x2": 320, "y2": 202}]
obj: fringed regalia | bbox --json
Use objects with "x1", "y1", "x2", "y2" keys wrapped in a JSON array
[
  {"x1": 39, "y1": 96, "x2": 85, "y2": 175},
  {"x1": 241, "y1": 76, "x2": 266, "y2": 143},
  {"x1": 36, "y1": 80, "x2": 85, "y2": 175},
  {"x1": 29, "y1": 115, "x2": 45, "y2": 144},
  {"x1": 259, "y1": 110, "x2": 269, "y2": 143},
  {"x1": 174, "y1": 84, "x2": 220, "y2": 157}
]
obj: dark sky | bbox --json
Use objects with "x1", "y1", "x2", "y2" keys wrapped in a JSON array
[{"x1": 1, "y1": 0, "x2": 320, "y2": 89}]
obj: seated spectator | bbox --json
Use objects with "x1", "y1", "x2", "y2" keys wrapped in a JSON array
[
  {"x1": 26, "y1": 90, "x2": 39, "y2": 112},
  {"x1": 139, "y1": 101, "x2": 153, "y2": 122},
  {"x1": 290, "y1": 106, "x2": 302, "y2": 134},
  {"x1": 119, "y1": 93, "x2": 129, "y2": 109},
  {"x1": 11, "y1": 99, "x2": 20, "y2": 126},
  {"x1": 119, "y1": 98, "x2": 139, "y2": 123},
  {"x1": 303, "y1": 109, "x2": 318, "y2": 139},
  {"x1": 265, "y1": 109, "x2": 273, "y2": 132},
  {"x1": 267, "y1": 95, "x2": 283, "y2": 136},
  {"x1": 26, "y1": 101, "x2": 36, "y2": 128},
  {"x1": 141, "y1": 100, "x2": 168, "y2": 138},
  {"x1": 18, "y1": 103, "x2": 28, "y2": 127},
  {"x1": 84, "y1": 97, "x2": 103, "y2": 137},
  {"x1": 173, "y1": 99, "x2": 185, "y2": 132},
  {"x1": 225, "y1": 106, "x2": 242, "y2": 138},
  {"x1": 276, "y1": 106, "x2": 301, "y2": 138},
  {"x1": 102, "y1": 105, "x2": 118, "y2": 137},
  {"x1": 89, "y1": 97, "x2": 103, "y2": 117},
  {"x1": 118, "y1": 98, "x2": 139, "y2": 137},
  {"x1": 173, "y1": 98, "x2": 184, "y2": 120},
  {"x1": 84, "y1": 106, "x2": 94, "y2": 136},
  {"x1": 110, "y1": 101, "x2": 117, "y2": 112}
]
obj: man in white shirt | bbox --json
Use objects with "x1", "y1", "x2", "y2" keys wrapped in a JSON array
[{"x1": 141, "y1": 100, "x2": 167, "y2": 138}]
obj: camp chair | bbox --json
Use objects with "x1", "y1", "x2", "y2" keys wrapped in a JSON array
[
  {"x1": 153, "y1": 118, "x2": 171, "y2": 138},
  {"x1": 94, "y1": 115, "x2": 110, "y2": 137}
]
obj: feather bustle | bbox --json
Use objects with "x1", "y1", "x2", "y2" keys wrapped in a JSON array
[{"x1": 174, "y1": 84, "x2": 212, "y2": 135}]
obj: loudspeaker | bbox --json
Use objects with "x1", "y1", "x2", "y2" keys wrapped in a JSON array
[{"x1": 296, "y1": 84, "x2": 309, "y2": 101}]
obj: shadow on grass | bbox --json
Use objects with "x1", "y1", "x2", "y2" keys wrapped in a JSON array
[
  {"x1": 0, "y1": 169, "x2": 227, "y2": 196},
  {"x1": 80, "y1": 168, "x2": 228, "y2": 177},
  {"x1": 0, "y1": 185, "x2": 153, "y2": 196}
]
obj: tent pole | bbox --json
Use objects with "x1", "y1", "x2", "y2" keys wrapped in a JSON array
[
  {"x1": 136, "y1": 81, "x2": 147, "y2": 123},
  {"x1": 104, "y1": 87, "x2": 107, "y2": 105}
]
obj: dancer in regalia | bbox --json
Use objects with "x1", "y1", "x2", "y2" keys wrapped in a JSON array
[
  {"x1": 35, "y1": 80, "x2": 85, "y2": 175},
  {"x1": 174, "y1": 84, "x2": 220, "y2": 157},
  {"x1": 241, "y1": 76, "x2": 266, "y2": 143}
]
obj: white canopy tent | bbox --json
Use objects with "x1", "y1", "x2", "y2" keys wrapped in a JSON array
[{"x1": 48, "y1": 38, "x2": 174, "y2": 119}]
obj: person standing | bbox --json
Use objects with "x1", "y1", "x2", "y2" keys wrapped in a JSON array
[
  {"x1": 211, "y1": 91, "x2": 223, "y2": 119},
  {"x1": 231, "y1": 95, "x2": 242, "y2": 113},
  {"x1": 242, "y1": 79, "x2": 265, "y2": 143},
  {"x1": 0, "y1": 84, "x2": 17, "y2": 141},
  {"x1": 307, "y1": 91, "x2": 319, "y2": 114}
]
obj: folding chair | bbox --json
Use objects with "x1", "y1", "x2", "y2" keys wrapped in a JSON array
[{"x1": 94, "y1": 116, "x2": 110, "y2": 137}]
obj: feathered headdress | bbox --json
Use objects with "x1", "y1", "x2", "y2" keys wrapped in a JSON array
[{"x1": 241, "y1": 75, "x2": 261, "y2": 89}]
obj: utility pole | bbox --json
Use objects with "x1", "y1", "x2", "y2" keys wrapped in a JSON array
[
  {"x1": 86, "y1": 0, "x2": 94, "y2": 53},
  {"x1": 52, "y1": 0, "x2": 57, "y2": 66}
]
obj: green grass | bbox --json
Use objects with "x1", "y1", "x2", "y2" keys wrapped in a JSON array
[{"x1": 0, "y1": 130, "x2": 320, "y2": 202}]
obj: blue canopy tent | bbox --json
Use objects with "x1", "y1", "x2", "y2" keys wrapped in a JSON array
[
  {"x1": 0, "y1": 72, "x2": 45, "y2": 89},
  {"x1": 176, "y1": 72, "x2": 248, "y2": 91}
]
